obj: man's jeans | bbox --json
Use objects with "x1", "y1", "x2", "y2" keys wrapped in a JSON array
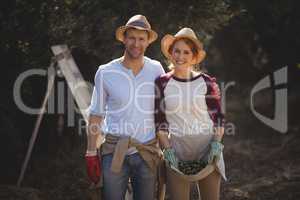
[{"x1": 102, "y1": 152, "x2": 156, "y2": 200}]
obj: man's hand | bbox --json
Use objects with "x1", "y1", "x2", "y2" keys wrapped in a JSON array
[
  {"x1": 163, "y1": 148, "x2": 178, "y2": 168},
  {"x1": 85, "y1": 154, "x2": 101, "y2": 184},
  {"x1": 207, "y1": 140, "x2": 224, "y2": 164}
]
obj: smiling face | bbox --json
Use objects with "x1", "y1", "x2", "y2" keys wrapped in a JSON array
[
  {"x1": 123, "y1": 28, "x2": 150, "y2": 60},
  {"x1": 169, "y1": 38, "x2": 198, "y2": 69}
]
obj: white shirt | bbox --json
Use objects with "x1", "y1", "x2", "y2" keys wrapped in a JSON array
[
  {"x1": 89, "y1": 57, "x2": 165, "y2": 143},
  {"x1": 155, "y1": 71, "x2": 226, "y2": 180}
]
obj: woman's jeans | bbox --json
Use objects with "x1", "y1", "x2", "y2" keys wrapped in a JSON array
[{"x1": 102, "y1": 152, "x2": 156, "y2": 200}]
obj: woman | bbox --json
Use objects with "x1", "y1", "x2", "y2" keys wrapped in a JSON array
[{"x1": 155, "y1": 27, "x2": 226, "y2": 200}]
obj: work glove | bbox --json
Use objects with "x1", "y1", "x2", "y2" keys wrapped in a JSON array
[
  {"x1": 163, "y1": 148, "x2": 178, "y2": 168},
  {"x1": 207, "y1": 140, "x2": 224, "y2": 164},
  {"x1": 85, "y1": 154, "x2": 101, "y2": 184}
]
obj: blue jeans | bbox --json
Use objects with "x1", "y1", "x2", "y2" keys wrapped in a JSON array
[{"x1": 102, "y1": 153, "x2": 156, "y2": 200}]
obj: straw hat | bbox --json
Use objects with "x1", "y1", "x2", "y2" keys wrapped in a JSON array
[
  {"x1": 116, "y1": 15, "x2": 158, "y2": 44},
  {"x1": 161, "y1": 27, "x2": 206, "y2": 64}
]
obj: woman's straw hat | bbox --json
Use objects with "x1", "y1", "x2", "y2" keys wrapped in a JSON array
[{"x1": 161, "y1": 27, "x2": 206, "y2": 64}]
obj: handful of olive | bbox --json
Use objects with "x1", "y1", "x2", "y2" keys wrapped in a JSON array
[{"x1": 178, "y1": 160, "x2": 207, "y2": 175}]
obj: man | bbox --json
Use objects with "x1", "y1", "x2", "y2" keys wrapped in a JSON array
[{"x1": 85, "y1": 15, "x2": 165, "y2": 200}]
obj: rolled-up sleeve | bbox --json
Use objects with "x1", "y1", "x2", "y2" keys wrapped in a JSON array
[
  {"x1": 154, "y1": 77, "x2": 169, "y2": 132},
  {"x1": 88, "y1": 68, "x2": 107, "y2": 117},
  {"x1": 204, "y1": 76, "x2": 225, "y2": 127}
]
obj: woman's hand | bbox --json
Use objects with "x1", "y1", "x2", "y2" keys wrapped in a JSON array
[
  {"x1": 163, "y1": 148, "x2": 179, "y2": 168},
  {"x1": 207, "y1": 140, "x2": 224, "y2": 164}
]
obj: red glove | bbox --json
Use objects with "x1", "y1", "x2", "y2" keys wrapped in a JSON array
[{"x1": 85, "y1": 155, "x2": 101, "y2": 184}]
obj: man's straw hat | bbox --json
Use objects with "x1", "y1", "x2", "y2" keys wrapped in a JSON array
[{"x1": 116, "y1": 15, "x2": 158, "y2": 44}]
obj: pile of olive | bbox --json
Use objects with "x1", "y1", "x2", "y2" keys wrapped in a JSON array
[{"x1": 178, "y1": 160, "x2": 207, "y2": 175}]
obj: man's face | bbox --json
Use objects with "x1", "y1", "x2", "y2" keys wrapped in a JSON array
[{"x1": 123, "y1": 28, "x2": 150, "y2": 59}]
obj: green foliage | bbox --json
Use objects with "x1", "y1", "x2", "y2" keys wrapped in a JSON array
[{"x1": 2, "y1": 0, "x2": 236, "y2": 68}]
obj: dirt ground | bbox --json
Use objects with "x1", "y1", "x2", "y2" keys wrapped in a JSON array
[{"x1": 1, "y1": 112, "x2": 300, "y2": 200}]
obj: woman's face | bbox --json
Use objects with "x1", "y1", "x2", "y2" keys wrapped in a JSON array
[{"x1": 170, "y1": 39, "x2": 195, "y2": 69}]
